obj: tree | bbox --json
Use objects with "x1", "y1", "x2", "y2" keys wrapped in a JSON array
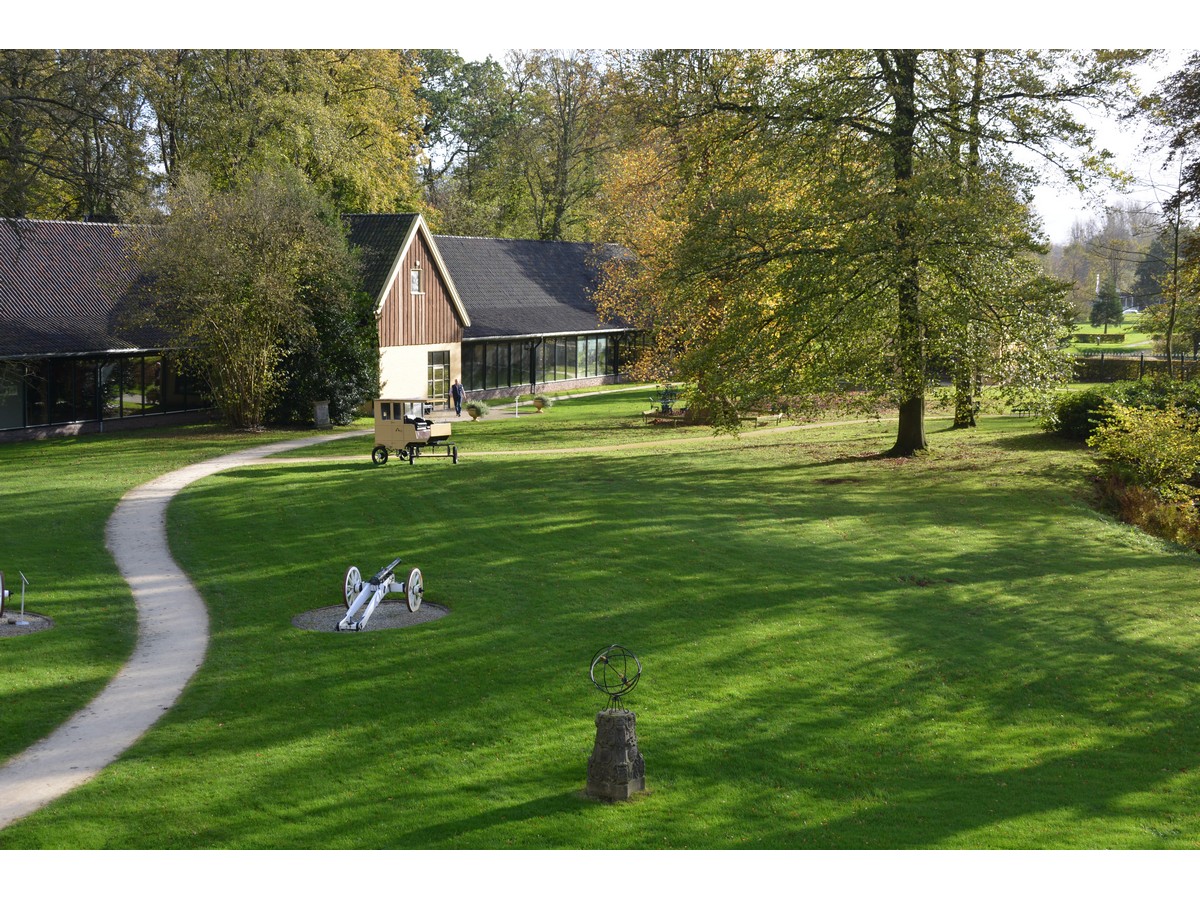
[
  {"x1": 1131, "y1": 233, "x2": 1171, "y2": 308},
  {"x1": 1091, "y1": 280, "x2": 1124, "y2": 334},
  {"x1": 136, "y1": 50, "x2": 427, "y2": 213},
  {"x1": 0, "y1": 49, "x2": 151, "y2": 219},
  {"x1": 597, "y1": 50, "x2": 1131, "y2": 455},
  {"x1": 1149, "y1": 52, "x2": 1200, "y2": 209},
  {"x1": 415, "y1": 50, "x2": 519, "y2": 234},
  {"x1": 130, "y1": 168, "x2": 365, "y2": 430}
]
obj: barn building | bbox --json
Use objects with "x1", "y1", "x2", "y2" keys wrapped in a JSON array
[{"x1": 0, "y1": 214, "x2": 639, "y2": 439}]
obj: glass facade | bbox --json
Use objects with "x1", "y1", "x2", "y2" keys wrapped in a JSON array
[
  {"x1": 0, "y1": 353, "x2": 208, "y2": 432},
  {"x1": 461, "y1": 332, "x2": 647, "y2": 392}
]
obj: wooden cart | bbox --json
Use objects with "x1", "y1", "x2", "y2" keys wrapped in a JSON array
[{"x1": 371, "y1": 399, "x2": 457, "y2": 465}]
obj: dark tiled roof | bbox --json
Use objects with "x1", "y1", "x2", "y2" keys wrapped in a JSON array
[
  {"x1": 0, "y1": 219, "x2": 164, "y2": 358},
  {"x1": 342, "y1": 213, "x2": 419, "y2": 302},
  {"x1": 435, "y1": 236, "x2": 628, "y2": 339}
]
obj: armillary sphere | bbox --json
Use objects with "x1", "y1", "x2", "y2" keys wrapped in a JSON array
[{"x1": 589, "y1": 645, "x2": 641, "y2": 708}]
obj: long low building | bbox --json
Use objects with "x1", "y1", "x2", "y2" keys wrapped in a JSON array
[{"x1": 0, "y1": 214, "x2": 641, "y2": 438}]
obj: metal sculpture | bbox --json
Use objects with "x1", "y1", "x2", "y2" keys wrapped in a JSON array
[
  {"x1": 589, "y1": 644, "x2": 641, "y2": 709},
  {"x1": 337, "y1": 557, "x2": 423, "y2": 631}
]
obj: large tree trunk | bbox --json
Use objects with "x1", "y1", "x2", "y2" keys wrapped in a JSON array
[
  {"x1": 894, "y1": 394, "x2": 927, "y2": 454},
  {"x1": 881, "y1": 50, "x2": 929, "y2": 457},
  {"x1": 952, "y1": 347, "x2": 977, "y2": 429}
]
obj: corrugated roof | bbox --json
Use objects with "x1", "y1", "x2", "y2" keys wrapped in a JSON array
[
  {"x1": 435, "y1": 235, "x2": 627, "y2": 339},
  {"x1": 0, "y1": 218, "x2": 164, "y2": 358}
]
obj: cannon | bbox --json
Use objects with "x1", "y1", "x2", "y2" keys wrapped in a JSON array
[
  {"x1": 371, "y1": 399, "x2": 458, "y2": 466},
  {"x1": 337, "y1": 557, "x2": 423, "y2": 631}
]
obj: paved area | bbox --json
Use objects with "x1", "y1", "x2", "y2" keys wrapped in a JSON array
[{"x1": 0, "y1": 431, "x2": 363, "y2": 831}]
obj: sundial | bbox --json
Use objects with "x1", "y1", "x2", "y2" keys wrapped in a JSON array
[{"x1": 589, "y1": 645, "x2": 641, "y2": 707}]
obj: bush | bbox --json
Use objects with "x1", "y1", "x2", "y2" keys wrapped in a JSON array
[
  {"x1": 1087, "y1": 403, "x2": 1200, "y2": 495},
  {"x1": 1096, "y1": 475, "x2": 1200, "y2": 550},
  {"x1": 464, "y1": 399, "x2": 489, "y2": 419},
  {"x1": 1042, "y1": 388, "x2": 1112, "y2": 441},
  {"x1": 1044, "y1": 378, "x2": 1200, "y2": 441}
]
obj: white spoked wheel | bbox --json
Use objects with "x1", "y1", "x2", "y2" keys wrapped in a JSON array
[
  {"x1": 406, "y1": 567, "x2": 423, "y2": 612},
  {"x1": 343, "y1": 565, "x2": 363, "y2": 609}
]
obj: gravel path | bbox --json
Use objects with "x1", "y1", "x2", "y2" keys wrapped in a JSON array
[{"x1": 0, "y1": 431, "x2": 366, "y2": 831}]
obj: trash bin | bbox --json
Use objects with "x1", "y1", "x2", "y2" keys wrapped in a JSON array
[{"x1": 313, "y1": 400, "x2": 331, "y2": 429}]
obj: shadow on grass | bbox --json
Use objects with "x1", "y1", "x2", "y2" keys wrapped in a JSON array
[{"x1": 7, "y1": 423, "x2": 1200, "y2": 848}]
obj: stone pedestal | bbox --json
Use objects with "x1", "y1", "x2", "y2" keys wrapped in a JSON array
[{"x1": 587, "y1": 708, "x2": 646, "y2": 801}]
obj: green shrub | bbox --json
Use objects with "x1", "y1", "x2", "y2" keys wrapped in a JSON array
[
  {"x1": 1042, "y1": 388, "x2": 1112, "y2": 441},
  {"x1": 464, "y1": 399, "x2": 489, "y2": 418},
  {"x1": 1044, "y1": 378, "x2": 1200, "y2": 441},
  {"x1": 1087, "y1": 403, "x2": 1200, "y2": 495}
]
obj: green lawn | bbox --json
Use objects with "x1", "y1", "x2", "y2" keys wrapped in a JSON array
[
  {"x1": 4, "y1": 410, "x2": 1200, "y2": 848},
  {"x1": 282, "y1": 387, "x2": 796, "y2": 458},
  {"x1": 1070, "y1": 315, "x2": 1155, "y2": 353},
  {"x1": 0, "y1": 423, "x2": 363, "y2": 760}
]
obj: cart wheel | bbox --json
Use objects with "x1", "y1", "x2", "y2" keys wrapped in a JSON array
[
  {"x1": 451, "y1": 445, "x2": 458, "y2": 464},
  {"x1": 343, "y1": 565, "x2": 362, "y2": 609},
  {"x1": 398, "y1": 448, "x2": 409, "y2": 460},
  {"x1": 406, "y1": 567, "x2": 423, "y2": 612},
  {"x1": 371, "y1": 445, "x2": 388, "y2": 465}
]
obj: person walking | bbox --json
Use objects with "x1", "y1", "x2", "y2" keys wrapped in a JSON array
[{"x1": 450, "y1": 378, "x2": 465, "y2": 417}]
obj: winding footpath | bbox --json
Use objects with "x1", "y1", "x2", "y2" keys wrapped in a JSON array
[{"x1": 0, "y1": 432, "x2": 366, "y2": 830}]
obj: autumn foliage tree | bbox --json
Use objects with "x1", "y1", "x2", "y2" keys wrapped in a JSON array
[{"x1": 595, "y1": 50, "x2": 1137, "y2": 454}]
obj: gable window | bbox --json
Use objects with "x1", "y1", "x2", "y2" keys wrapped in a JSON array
[{"x1": 410, "y1": 267, "x2": 423, "y2": 295}]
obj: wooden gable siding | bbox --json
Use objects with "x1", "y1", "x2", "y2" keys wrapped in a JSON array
[{"x1": 377, "y1": 230, "x2": 463, "y2": 348}]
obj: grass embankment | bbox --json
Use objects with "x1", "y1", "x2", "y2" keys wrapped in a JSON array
[
  {"x1": 5, "y1": 410, "x2": 1200, "y2": 849},
  {"x1": 0, "y1": 423, "x2": 361, "y2": 761}
]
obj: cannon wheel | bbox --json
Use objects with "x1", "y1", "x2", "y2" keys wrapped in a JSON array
[
  {"x1": 371, "y1": 445, "x2": 388, "y2": 465},
  {"x1": 343, "y1": 565, "x2": 363, "y2": 609},
  {"x1": 406, "y1": 567, "x2": 423, "y2": 612}
]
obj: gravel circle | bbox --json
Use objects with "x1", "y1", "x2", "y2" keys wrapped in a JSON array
[
  {"x1": 0, "y1": 612, "x2": 54, "y2": 638},
  {"x1": 292, "y1": 601, "x2": 449, "y2": 632}
]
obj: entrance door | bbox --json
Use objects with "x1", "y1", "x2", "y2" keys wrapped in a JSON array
[{"x1": 427, "y1": 351, "x2": 450, "y2": 408}]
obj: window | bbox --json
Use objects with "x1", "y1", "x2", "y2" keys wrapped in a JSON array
[
  {"x1": 410, "y1": 267, "x2": 423, "y2": 294},
  {"x1": 428, "y1": 351, "x2": 449, "y2": 402}
]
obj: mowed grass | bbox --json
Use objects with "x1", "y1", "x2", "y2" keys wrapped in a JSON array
[
  {"x1": 0, "y1": 423, "x2": 361, "y2": 760},
  {"x1": 4, "y1": 413, "x2": 1200, "y2": 849},
  {"x1": 282, "y1": 386, "x2": 792, "y2": 458}
]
